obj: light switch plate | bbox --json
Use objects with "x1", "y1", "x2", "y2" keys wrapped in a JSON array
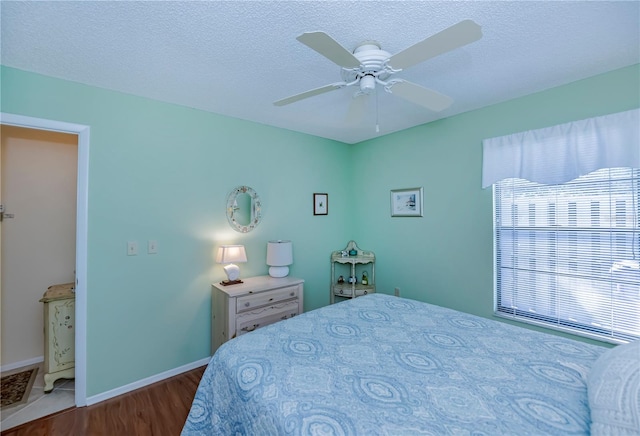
[
  {"x1": 127, "y1": 241, "x2": 138, "y2": 256},
  {"x1": 148, "y1": 240, "x2": 158, "y2": 254}
]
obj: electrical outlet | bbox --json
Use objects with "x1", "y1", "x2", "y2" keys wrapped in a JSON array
[
  {"x1": 394, "y1": 287, "x2": 400, "y2": 297},
  {"x1": 127, "y1": 241, "x2": 138, "y2": 256}
]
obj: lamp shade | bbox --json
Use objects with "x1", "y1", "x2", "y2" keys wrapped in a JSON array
[
  {"x1": 215, "y1": 245, "x2": 247, "y2": 264},
  {"x1": 266, "y1": 240, "x2": 293, "y2": 278},
  {"x1": 216, "y1": 245, "x2": 247, "y2": 285}
]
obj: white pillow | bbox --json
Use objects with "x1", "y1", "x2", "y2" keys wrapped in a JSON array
[{"x1": 587, "y1": 340, "x2": 640, "y2": 435}]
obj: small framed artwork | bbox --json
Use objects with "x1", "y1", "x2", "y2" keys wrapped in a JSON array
[
  {"x1": 314, "y1": 193, "x2": 328, "y2": 215},
  {"x1": 390, "y1": 187, "x2": 423, "y2": 217}
]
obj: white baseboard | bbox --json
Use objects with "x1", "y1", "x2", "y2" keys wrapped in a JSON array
[
  {"x1": 85, "y1": 357, "x2": 211, "y2": 406},
  {"x1": 1, "y1": 356, "x2": 44, "y2": 373}
]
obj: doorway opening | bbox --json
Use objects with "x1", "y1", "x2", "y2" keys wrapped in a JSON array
[{"x1": 0, "y1": 113, "x2": 88, "y2": 426}]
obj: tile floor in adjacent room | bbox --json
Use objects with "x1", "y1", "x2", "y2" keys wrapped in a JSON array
[{"x1": 0, "y1": 363, "x2": 75, "y2": 431}]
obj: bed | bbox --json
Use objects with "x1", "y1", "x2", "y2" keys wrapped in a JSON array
[{"x1": 182, "y1": 293, "x2": 639, "y2": 435}]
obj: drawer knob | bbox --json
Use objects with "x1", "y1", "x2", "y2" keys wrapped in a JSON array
[
  {"x1": 290, "y1": 292, "x2": 294, "y2": 296},
  {"x1": 269, "y1": 298, "x2": 273, "y2": 301},
  {"x1": 245, "y1": 302, "x2": 250, "y2": 307}
]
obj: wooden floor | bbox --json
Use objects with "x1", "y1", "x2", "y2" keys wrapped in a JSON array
[{"x1": 1, "y1": 366, "x2": 206, "y2": 436}]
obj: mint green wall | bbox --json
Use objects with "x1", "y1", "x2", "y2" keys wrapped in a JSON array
[
  {"x1": 351, "y1": 64, "x2": 640, "y2": 343},
  {"x1": 1, "y1": 66, "x2": 355, "y2": 395},
  {"x1": 2, "y1": 64, "x2": 638, "y2": 397}
]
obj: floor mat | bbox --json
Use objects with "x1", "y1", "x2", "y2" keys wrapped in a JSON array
[{"x1": 1, "y1": 366, "x2": 39, "y2": 410}]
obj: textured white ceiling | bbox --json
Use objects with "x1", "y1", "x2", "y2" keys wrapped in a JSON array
[{"x1": 1, "y1": 1, "x2": 639, "y2": 144}]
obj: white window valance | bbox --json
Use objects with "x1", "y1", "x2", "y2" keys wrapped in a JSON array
[{"x1": 482, "y1": 108, "x2": 640, "y2": 188}]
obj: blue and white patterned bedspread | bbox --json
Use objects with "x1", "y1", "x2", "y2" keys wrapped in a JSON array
[{"x1": 182, "y1": 293, "x2": 605, "y2": 435}]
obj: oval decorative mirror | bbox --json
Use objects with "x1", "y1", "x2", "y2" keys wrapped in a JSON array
[{"x1": 226, "y1": 186, "x2": 262, "y2": 233}]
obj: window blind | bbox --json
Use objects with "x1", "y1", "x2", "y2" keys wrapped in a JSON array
[{"x1": 494, "y1": 167, "x2": 639, "y2": 343}]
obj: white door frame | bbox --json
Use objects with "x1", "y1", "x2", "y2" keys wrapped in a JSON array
[{"x1": 1, "y1": 112, "x2": 88, "y2": 407}]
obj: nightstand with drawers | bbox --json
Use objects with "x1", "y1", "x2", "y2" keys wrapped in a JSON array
[
  {"x1": 39, "y1": 282, "x2": 75, "y2": 393},
  {"x1": 211, "y1": 275, "x2": 304, "y2": 354}
]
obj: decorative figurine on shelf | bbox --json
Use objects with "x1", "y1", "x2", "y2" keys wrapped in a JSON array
[
  {"x1": 341, "y1": 250, "x2": 348, "y2": 257},
  {"x1": 337, "y1": 275, "x2": 344, "y2": 284},
  {"x1": 348, "y1": 275, "x2": 357, "y2": 284},
  {"x1": 349, "y1": 249, "x2": 357, "y2": 256},
  {"x1": 361, "y1": 271, "x2": 368, "y2": 286}
]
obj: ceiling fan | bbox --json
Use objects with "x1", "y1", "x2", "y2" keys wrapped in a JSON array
[{"x1": 274, "y1": 20, "x2": 482, "y2": 121}]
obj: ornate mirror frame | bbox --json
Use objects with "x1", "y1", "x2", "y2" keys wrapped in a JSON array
[{"x1": 226, "y1": 185, "x2": 262, "y2": 233}]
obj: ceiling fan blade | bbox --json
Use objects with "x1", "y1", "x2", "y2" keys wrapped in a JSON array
[
  {"x1": 388, "y1": 20, "x2": 482, "y2": 70},
  {"x1": 345, "y1": 93, "x2": 369, "y2": 124},
  {"x1": 389, "y1": 80, "x2": 453, "y2": 112},
  {"x1": 297, "y1": 32, "x2": 361, "y2": 68},
  {"x1": 273, "y1": 82, "x2": 346, "y2": 106}
]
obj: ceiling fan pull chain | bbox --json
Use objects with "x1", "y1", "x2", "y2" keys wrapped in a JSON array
[{"x1": 375, "y1": 88, "x2": 380, "y2": 133}]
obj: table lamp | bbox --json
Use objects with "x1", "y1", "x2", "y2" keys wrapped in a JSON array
[
  {"x1": 216, "y1": 245, "x2": 247, "y2": 285},
  {"x1": 266, "y1": 240, "x2": 293, "y2": 278}
]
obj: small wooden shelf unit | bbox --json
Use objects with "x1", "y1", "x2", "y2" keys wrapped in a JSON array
[{"x1": 330, "y1": 240, "x2": 375, "y2": 304}]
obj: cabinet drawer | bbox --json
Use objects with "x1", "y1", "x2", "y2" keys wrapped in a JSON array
[
  {"x1": 237, "y1": 285, "x2": 299, "y2": 313},
  {"x1": 236, "y1": 300, "x2": 299, "y2": 336},
  {"x1": 333, "y1": 286, "x2": 375, "y2": 298}
]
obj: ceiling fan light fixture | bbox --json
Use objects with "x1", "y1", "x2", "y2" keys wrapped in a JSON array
[{"x1": 359, "y1": 75, "x2": 376, "y2": 93}]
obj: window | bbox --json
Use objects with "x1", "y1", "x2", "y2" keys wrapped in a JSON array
[{"x1": 494, "y1": 168, "x2": 639, "y2": 343}]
